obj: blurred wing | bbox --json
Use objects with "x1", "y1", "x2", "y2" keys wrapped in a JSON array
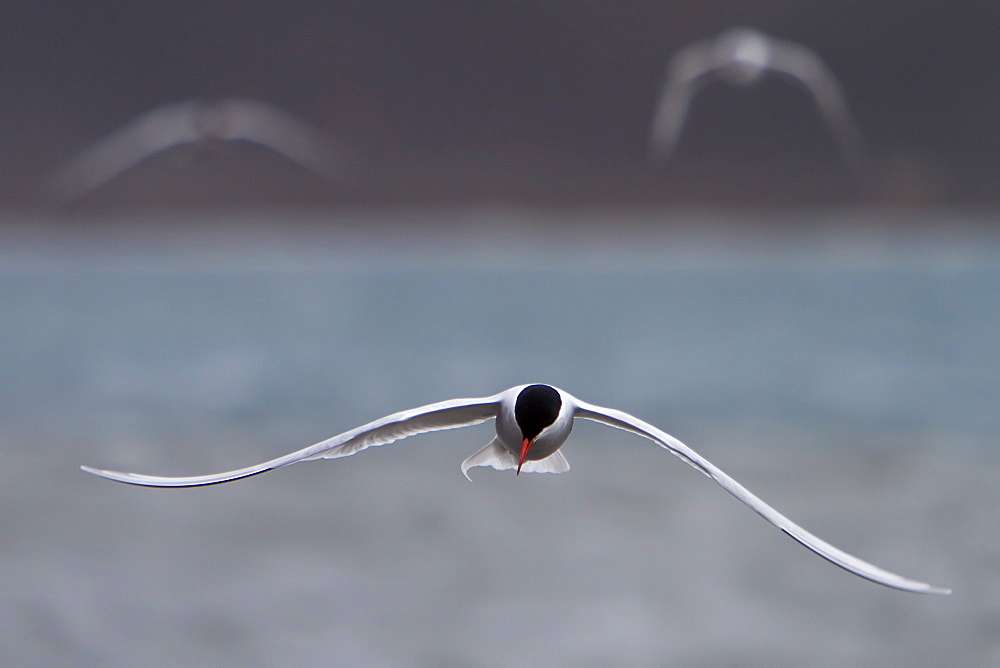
[
  {"x1": 767, "y1": 41, "x2": 873, "y2": 187},
  {"x1": 573, "y1": 400, "x2": 950, "y2": 595},
  {"x1": 82, "y1": 394, "x2": 502, "y2": 488},
  {"x1": 648, "y1": 42, "x2": 716, "y2": 159},
  {"x1": 217, "y1": 99, "x2": 346, "y2": 182},
  {"x1": 48, "y1": 101, "x2": 202, "y2": 202}
]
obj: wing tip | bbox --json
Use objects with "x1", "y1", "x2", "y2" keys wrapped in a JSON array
[
  {"x1": 80, "y1": 464, "x2": 112, "y2": 478},
  {"x1": 80, "y1": 461, "x2": 280, "y2": 488},
  {"x1": 81, "y1": 463, "x2": 198, "y2": 487},
  {"x1": 923, "y1": 584, "x2": 952, "y2": 596},
  {"x1": 80, "y1": 464, "x2": 147, "y2": 485}
]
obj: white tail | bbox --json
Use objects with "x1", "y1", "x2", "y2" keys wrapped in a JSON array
[{"x1": 461, "y1": 438, "x2": 570, "y2": 481}]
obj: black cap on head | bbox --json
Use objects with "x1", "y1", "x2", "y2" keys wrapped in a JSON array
[{"x1": 515, "y1": 384, "x2": 561, "y2": 442}]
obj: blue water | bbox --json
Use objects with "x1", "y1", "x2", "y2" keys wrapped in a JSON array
[
  {"x1": 2, "y1": 211, "x2": 997, "y2": 665},
  {"x1": 3, "y1": 238, "x2": 997, "y2": 445}
]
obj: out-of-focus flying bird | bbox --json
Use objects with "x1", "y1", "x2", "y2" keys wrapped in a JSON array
[
  {"x1": 649, "y1": 27, "x2": 872, "y2": 186},
  {"x1": 48, "y1": 98, "x2": 346, "y2": 202}
]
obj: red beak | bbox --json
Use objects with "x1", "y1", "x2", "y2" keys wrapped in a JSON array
[{"x1": 517, "y1": 438, "x2": 531, "y2": 476}]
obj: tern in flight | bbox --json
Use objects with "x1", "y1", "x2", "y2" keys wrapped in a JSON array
[
  {"x1": 83, "y1": 383, "x2": 949, "y2": 595},
  {"x1": 47, "y1": 98, "x2": 346, "y2": 203},
  {"x1": 648, "y1": 27, "x2": 872, "y2": 187}
]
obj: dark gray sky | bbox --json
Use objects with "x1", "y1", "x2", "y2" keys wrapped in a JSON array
[{"x1": 4, "y1": 2, "x2": 998, "y2": 206}]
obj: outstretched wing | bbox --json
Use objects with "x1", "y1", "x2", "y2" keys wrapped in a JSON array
[
  {"x1": 647, "y1": 40, "x2": 716, "y2": 160},
  {"x1": 573, "y1": 400, "x2": 950, "y2": 595},
  {"x1": 82, "y1": 394, "x2": 502, "y2": 488},
  {"x1": 765, "y1": 41, "x2": 872, "y2": 188},
  {"x1": 48, "y1": 101, "x2": 203, "y2": 203}
]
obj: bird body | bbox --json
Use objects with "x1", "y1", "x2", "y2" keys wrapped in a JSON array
[{"x1": 82, "y1": 383, "x2": 949, "y2": 595}]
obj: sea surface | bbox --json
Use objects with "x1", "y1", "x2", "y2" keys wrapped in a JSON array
[{"x1": 2, "y1": 209, "x2": 997, "y2": 666}]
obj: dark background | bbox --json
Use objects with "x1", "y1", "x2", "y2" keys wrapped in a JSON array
[{"x1": 4, "y1": 2, "x2": 999, "y2": 208}]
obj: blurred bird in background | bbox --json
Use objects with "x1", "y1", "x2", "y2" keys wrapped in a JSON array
[
  {"x1": 648, "y1": 27, "x2": 873, "y2": 188},
  {"x1": 47, "y1": 98, "x2": 347, "y2": 204}
]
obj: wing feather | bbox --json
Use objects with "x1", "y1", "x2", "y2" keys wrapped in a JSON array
[
  {"x1": 574, "y1": 401, "x2": 950, "y2": 595},
  {"x1": 81, "y1": 394, "x2": 502, "y2": 488}
]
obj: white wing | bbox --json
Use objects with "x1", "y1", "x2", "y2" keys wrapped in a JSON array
[
  {"x1": 647, "y1": 40, "x2": 716, "y2": 160},
  {"x1": 81, "y1": 394, "x2": 502, "y2": 487},
  {"x1": 48, "y1": 98, "x2": 346, "y2": 203},
  {"x1": 47, "y1": 101, "x2": 203, "y2": 203},
  {"x1": 766, "y1": 41, "x2": 873, "y2": 187},
  {"x1": 573, "y1": 400, "x2": 950, "y2": 595},
  {"x1": 213, "y1": 99, "x2": 346, "y2": 183}
]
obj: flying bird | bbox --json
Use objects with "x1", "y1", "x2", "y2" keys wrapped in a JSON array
[
  {"x1": 47, "y1": 98, "x2": 347, "y2": 203},
  {"x1": 82, "y1": 383, "x2": 949, "y2": 595},
  {"x1": 648, "y1": 27, "x2": 872, "y2": 187}
]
